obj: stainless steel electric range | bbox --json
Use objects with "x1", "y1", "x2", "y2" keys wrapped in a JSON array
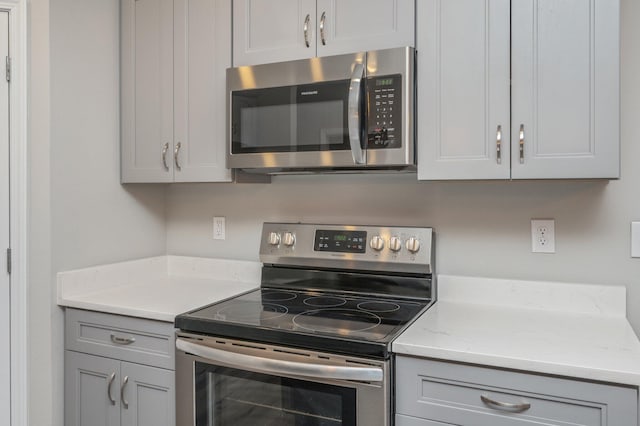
[{"x1": 175, "y1": 223, "x2": 435, "y2": 426}]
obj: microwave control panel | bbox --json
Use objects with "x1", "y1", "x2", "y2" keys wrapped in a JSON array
[{"x1": 367, "y1": 74, "x2": 402, "y2": 149}]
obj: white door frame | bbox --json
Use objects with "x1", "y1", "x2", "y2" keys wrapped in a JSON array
[{"x1": 0, "y1": 1, "x2": 27, "y2": 425}]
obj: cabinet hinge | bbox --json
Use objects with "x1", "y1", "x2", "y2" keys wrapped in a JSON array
[
  {"x1": 6, "y1": 248, "x2": 11, "y2": 274},
  {"x1": 5, "y1": 56, "x2": 10, "y2": 83}
]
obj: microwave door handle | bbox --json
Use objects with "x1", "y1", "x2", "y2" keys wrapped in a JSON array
[
  {"x1": 176, "y1": 338, "x2": 383, "y2": 383},
  {"x1": 348, "y1": 63, "x2": 366, "y2": 165}
]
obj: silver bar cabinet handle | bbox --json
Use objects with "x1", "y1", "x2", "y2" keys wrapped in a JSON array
[
  {"x1": 320, "y1": 12, "x2": 326, "y2": 45},
  {"x1": 107, "y1": 372, "x2": 116, "y2": 405},
  {"x1": 303, "y1": 14, "x2": 311, "y2": 48},
  {"x1": 161, "y1": 142, "x2": 170, "y2": 171},
  {"x1": 176, "y1": 338, "x2": 383, "y2": 382},
  {"x1": 348, "y1": 63, "x2": 366, "y2": 165},
  {"x1": 121, "y1": 376, "x2": 129, "y2": 409},
  {"x1": 519, "y1": 124, "x2": 525, "y2": 164},
  {"x1": 496, "y1": 125, "x2": 502, "y2": 164},
  {"x1": 174, "y1": 141, "x2": 182, "y2": 171},
  {"x1": 481, "y1": 394, "x2": 531, "y2": 413},
  {"x1": 110, "y1": 334, "x2": 136, "y2": 345}
]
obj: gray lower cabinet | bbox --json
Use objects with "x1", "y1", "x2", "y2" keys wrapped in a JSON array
[
  {"x1": 65, "y1": 309, "x2": 176, "y2": 426},
  {"x1": 395, "y1": 356, "x2": 638, "y2": 426}
]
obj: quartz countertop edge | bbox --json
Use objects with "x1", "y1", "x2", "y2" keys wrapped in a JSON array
[
  {"x1": 393, "y1": 275, "x2": 640, "y2": 388},
  {"x1": 57, "y1": 255, "x2": 261, "y2": 322}
]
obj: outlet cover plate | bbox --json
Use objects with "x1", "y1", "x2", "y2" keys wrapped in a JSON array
[
  {"x1": 531, "y1": 219, "x2": 555, "y2": 253},
  {"x1": 632, "y1": 222, "x2": 640, "y2": 258},
  {"x1": 213, "y1": 217, "x2": 226, "y2": 240}
]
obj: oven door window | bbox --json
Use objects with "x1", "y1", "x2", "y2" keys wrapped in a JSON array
[
  {"x1": 231, "y1": 80, "x2": 352, "y2": 154},
  {"x1": 194, "y1": 362, "x2": 356, "y2": 426}
]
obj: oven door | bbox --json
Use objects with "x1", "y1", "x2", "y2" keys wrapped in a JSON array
[
  {"x1": 176, "y1": 334, "x2": 390, "y2": 426},
  {"x1": 227, "y1": 52, "x2": 367, "y2": 171}
]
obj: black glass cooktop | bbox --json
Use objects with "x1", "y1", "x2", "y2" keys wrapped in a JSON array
[{"x1": 175, "y1": 287, "x2": 431, "y2": 359}]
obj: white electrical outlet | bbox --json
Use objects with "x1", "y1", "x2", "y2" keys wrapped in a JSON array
[
  {"x1": 531, "y1": 219, "x2": 555, "y2": 253},
  {"x1": 213, "y1": 217, "x2": 226, "y2": 240},
  {"x1": 632, "y1": 222, "x2": 640, "y2": 258}
]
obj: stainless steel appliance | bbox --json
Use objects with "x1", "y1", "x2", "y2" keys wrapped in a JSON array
[
  {"x1": 175, "y1": 223, "x2": 435, "y2": 426},
  {"x1": 226, "y1": 47, "x2": 416, "y2": 174}
]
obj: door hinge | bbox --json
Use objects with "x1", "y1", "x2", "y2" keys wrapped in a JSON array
[
  {"x1": 6, "y1": 248, "x2": 11, "y2": 274},
  {"x1": 5, "y1": 56, "x2": 10, "y2": 83}
]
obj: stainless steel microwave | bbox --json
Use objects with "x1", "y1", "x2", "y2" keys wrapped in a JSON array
[{"x1": 226, "y1": 47, "x2": 415, "y2": 174}]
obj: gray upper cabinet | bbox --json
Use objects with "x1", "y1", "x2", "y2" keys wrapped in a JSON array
[
  {"x1": 417, "y1": 0, "x2": 620, "y2": 180},
  {"x1": 232, "y1": 0, "x2": 415, "y2": 67},
  {"x1": 416, "y1": 0, "x2": 510, "y2": 180},
  {"x1": 121, "y1": 0, "x2": 232, "y2": 183},
  {"x1": 510, "y1": 0, "x2": 620, "y2": 179}
]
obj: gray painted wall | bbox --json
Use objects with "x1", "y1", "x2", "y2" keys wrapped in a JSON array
[
  {"x1": 166, "y1": 0, "x2": 640, "y2": 336},
  {"x1": 31, "y1": 0, "x2": 168, "y2": 425}
]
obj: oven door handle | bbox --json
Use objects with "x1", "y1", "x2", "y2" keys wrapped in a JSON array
[
  {"x1": 176, "y1": 338, "x2": 383, "y2": 383},
  {"x1": 348, "y1": 62, "x2": 366, "y2": 165}
]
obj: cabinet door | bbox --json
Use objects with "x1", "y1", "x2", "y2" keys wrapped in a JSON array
[
  {"x1": 511, "y1": 0, "x2": 620, "y2": 179},
  {"x1": 121, "y1": 0, "x2": 175, "y2": 183},
  {"x1": 121, "y1": 362, "x2": 175, "y2": 426},
  {"x1": 173, "y1": 0, "x2": 232, "y2": 182},
  {"x1": 65, "y1": 351, "x2": 121, "y2": 426},
  {"x1": 417, "y1": 0, "x2": 511, "y2": 180},
  {"x1": 316, "y1": 0, "x2": 415, "y2": 57},
  {"x1": 233, "y1": 0, "x2": 316, "y2": 66}
]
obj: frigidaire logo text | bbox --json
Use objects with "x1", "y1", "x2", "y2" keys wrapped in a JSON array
[{"x1": 300, "y1": 90, "x2": 318, "y2": 96}]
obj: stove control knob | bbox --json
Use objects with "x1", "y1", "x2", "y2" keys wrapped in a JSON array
[
  {"x1": 370, "y1": 235, "x2": 385, "y2": 251},
  {"x1": 282, "y1": 232, "x2": 295, "y2": 247},
  {"x1": 406, "y1": 237, "x2": 421, "y2": 254},
  {"x1": 389, "y1": 236, "x2": 402, "y2": 252},
  {"x1": 268, "y1": 232, "x2": 281, "y2": 246}
]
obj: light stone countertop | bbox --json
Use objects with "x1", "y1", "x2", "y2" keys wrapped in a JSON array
[
  {"x1": 393, "y1": 275, "x2": 640, "y2": 387},
  {"x1": 57, "y1": 256, "x2": 261, "y2": 322},
  {"x1": 58, "y1": 259, "x2": 640, "y2": 387}
]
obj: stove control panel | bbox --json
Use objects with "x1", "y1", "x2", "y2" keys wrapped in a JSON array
[
  {"x1": 260, "y1": 223, "x2": 434, "y2": 275},
  {"x1": 315, "y1": 230, "x2": 367, "y2": 253}
]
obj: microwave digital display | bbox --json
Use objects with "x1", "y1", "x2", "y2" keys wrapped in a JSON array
[{"x1": 376, "y1": 78, "x2": 394, "y2": 86}]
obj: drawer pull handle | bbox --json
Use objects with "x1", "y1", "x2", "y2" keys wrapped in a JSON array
[
  {"x1": 481, "y1": 394, "x2": 531, "y2": 413},
  {"x1": 174, "y1": 141, "x2": 182, "y2": 171},
  {"x1": 121, "y1": 376, "x2": 129, "y2": 409},
  {"x1": 303, "y1": 14, "x2": 311, "y2": 48},
  {"x1": 519, "y1": 124, "x2": 525, "y2": 164},
  {"x1": 107, "y1": 372, "x2": 116, "y2": 405},
  {"x1": 111, "y1": 334, "x2": 136, "y2": 345},
  {"x1": 496, "y1": 125, "x2": 502, "y2": 164},
  {"x1": 161, "y1": 142, "x2": 170, "y2": 171},
  {"x1": 319, "y1": 12, "x2": 327, "y2": 45}
]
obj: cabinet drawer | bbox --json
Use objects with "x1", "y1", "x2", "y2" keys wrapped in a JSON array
[
  {"x1": 396, "y1": 356, "x2": 637, "y2": 426},
  {"x1": 65, "y1": 308, "x2": 175, "y2": 370},
  {"x1": 396, "y1": 414, "x2": 449, "y2": 426}
]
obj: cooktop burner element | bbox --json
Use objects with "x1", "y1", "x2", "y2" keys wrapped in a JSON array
[
  {"x1": 293, "y1": 308, "x2": 382, "y2": 333},
  {"x1": 303, "y1": 296, "x2": 347, "y2": 307},
  {"x1": 175, "y1": 223, "x2": 435, "y2": 359},
  {"x1": 261, "y1": 290, "x2": 297, "y2": 302},
  {"x1": 214, "y1": 301, "x2": 289, "y2": 322},
  {"x1": 357, "y1": 301, "x2": 401, "y2": 313}
]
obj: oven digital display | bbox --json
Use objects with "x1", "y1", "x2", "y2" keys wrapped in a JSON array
[{"x1": 314, "y1": 230, "x2": 367, "y2": 253}]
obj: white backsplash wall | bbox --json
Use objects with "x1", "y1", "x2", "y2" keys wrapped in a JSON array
[{"x1": 167, "y1": 0, "x2": 640, "y2": 335}]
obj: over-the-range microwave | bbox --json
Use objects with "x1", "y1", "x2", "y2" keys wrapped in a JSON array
[{"x1": 226, "y1": 47, "x2": 415, "y2": 174}]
